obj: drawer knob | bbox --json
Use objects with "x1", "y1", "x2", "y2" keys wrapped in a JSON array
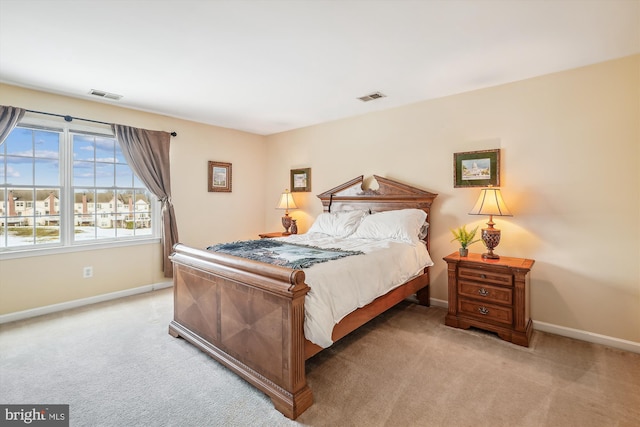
[
  {"x1": 478, "y1": 288, "x2": 489, "y2": 297},
  {"x1": 478, "y1": 306, "x2": 490, "y2": 315},
  {"x1": 480, "y1": 274, "x2": 486, "y2": 279}
]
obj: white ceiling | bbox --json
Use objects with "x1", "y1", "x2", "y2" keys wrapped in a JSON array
[{"x1": 1, "y1": 0, "x2": 638, "y2": 135}]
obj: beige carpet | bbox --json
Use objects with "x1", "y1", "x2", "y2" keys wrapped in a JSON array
[{"x1": 1, "y1": 287, "x2": 638, "y2": 426}]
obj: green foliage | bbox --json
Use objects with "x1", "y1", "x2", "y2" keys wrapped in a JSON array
[{"x1": 450, "y1": 225, "x2": 481, "y2": 249}]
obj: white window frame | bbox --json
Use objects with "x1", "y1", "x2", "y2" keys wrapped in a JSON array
[{"x1": 0, "y1": 115, "x2": 161, "y2": 260}]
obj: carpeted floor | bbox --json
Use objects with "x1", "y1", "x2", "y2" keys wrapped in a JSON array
[{"x1": 1, "y1": 287, "x2": 638, "y2": 427}]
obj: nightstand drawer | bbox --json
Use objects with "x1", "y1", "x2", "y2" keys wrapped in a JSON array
[
  {"x1": 458, "y1": 298, "x2": 513, "y2": 325},
  {"x1": 459, "y1": 267, "x2": 513, "y2": 287},
  {"x1": 458, "y1": 280, "x2": 512, "y2": 304}
]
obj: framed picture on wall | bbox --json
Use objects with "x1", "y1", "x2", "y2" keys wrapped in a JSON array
[
  {"x1": 453, "y1": 149, "x2": 500, "y2": 188},
  {"x1": 208, "y1": 161, "x2": 232, "y2": 192},
  {"x1": 290, "y1": 168, "x2": 311, "y2": 192}
]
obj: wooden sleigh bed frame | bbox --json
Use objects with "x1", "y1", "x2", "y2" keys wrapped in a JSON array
[{"x1": 168, "y1": 175, "x2": 437, "y2": 419}]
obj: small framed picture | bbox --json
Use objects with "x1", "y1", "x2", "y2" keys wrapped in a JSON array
[
  {"x1": 290, "y1": 168, "x2": 311, "y2": 192},
  {"x1": 208, "y1": 161, "x2": 232, "y2": 192},
  {"x1": 453, "y1": 149, "x2": 500, "y2": 188}
]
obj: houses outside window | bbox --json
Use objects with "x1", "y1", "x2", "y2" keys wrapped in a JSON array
[{"x1": 0, "y1": 118, "x2": 158, "y2": 253}]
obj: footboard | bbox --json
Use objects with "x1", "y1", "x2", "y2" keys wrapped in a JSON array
[{"x1": 168, "y1": 243, "x2": 313, "y2": 419}]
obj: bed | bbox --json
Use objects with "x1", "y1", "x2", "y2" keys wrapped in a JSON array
[{"x1": 168, "y1": 175, "x2": 437, "y2": 419}]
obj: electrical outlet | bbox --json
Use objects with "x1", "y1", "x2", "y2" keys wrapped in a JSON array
[{"x1": 83, "y1": 266, "x2": 93, "y2": 278}]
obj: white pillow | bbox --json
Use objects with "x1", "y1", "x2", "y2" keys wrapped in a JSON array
[
  {"x1": 350, "y1": 208, "x2": 427, "y2": 243},
  {"x1": 307, "y1": 210, "x2": 368, "y2": 237}
]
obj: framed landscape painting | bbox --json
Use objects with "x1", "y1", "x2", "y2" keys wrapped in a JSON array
[
  {"x1": 453, "y1": 149, "x2": 500, "y2": 188},
  {"x1": 208, "y1": 161, "x2": 232, "y2": 192}
]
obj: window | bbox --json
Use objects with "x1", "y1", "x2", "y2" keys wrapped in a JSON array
[{"x1": 0, "y1": 118, "x2": 158, "y2": 253}]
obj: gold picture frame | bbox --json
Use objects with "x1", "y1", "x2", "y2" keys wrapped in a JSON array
[
  {"x1": 290, "y1": 168, "x2": 311, "y2": 192},
  {"x1": 208, "y1": 161, "x2": 232, "y2": 192}
]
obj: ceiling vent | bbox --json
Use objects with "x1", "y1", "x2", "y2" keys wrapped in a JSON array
[
  {"x1": 89, "y1": 89, "x2": 123, "y2": 101},
  {"x1": 357, "y1": 92, "x2": 386, "y2": 102}
]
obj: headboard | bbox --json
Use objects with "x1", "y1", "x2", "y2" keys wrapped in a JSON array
[{"x1": 316, "y1": 175, "x2": 438, "y2": 250}]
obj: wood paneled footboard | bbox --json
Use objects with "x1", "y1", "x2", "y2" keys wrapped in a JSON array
[{"x1": 168, "y1": 243, "x2": 313, "y2": 419}]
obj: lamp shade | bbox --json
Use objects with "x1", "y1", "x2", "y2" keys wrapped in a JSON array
[
  {"x1": 276, "y1": 190, "x2": 298, "y2": 211},
  {"x1": 469, "y1": 187, "x2": 512, "y2": 217}
]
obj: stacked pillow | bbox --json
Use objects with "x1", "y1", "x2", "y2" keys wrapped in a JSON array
[
  {"x1": 307, "y1": 209, "x2": 368, "y2": 238},
  {"x1": 307, "y1": 208, "x2": 428, "y2": 243},
  {"x1": 351, "y1": 208, "x2": 427, "y2": 243}
]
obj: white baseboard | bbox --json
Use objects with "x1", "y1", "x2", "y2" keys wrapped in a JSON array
[
  {"x1": 430, "y1": 297, "x2": 448, "y2": 309},
  {"x1": 0, "y1": 281, "x2": 173, "y2": 324},
  {"x1": 430, "y1": 298, "x2": 639, "y2": 354},
  {"x1": 532, "y1": 320, "x2": 640, "y2": 354}
]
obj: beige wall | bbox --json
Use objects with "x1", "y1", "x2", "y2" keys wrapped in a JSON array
[
  {"x1": 2, "y1": 56, "x2": 638, "y2": 344},
  {"x1": 0, "y1": 84, "x2": 266, "y2": 314},
  {"x1": 264, "y1": 55, "x2": 640, "y2": 343}
]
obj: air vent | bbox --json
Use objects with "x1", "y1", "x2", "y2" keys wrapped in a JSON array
[
  {"x1": 357, "y1": 92, "x2": 386, "y2": 102},
  {"x1": 89, "y1": 89, "x2": 123, "y2": 101}
]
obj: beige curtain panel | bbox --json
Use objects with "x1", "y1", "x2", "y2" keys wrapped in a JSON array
[{"x1": 112, "y1": 124, "x2": 179, "y2": 278}]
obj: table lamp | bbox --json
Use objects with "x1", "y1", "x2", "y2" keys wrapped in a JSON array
[
  {"x1": 276, "y1": 189, "x2": 298, "y2": 234},
  {"x1": 468, "y1": 187, "x2": 512, "y2": 259}
]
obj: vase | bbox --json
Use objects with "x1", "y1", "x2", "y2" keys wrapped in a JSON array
[
  {"x1": 459, "y1": 248, "x2": 468, "y2": 257},
  {"x1": 281, "y1": 214, "x2": 292, "y2": 234}
]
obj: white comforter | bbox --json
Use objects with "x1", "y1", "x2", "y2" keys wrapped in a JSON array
[{"x1": 276, "y1": 232, "x2": 433, "y2": 348}]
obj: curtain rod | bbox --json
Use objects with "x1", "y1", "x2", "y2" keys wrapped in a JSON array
[{"x1": 25, "y1": 109, "x2": 177, "y2": 137}]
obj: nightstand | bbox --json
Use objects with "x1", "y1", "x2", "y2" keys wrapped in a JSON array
[
  {"x1": 443, "y1": 252, "x2": 535, "y2": 347},
  {"x1": 258, "y1": 231, "x2": 289, "y2": 239}
]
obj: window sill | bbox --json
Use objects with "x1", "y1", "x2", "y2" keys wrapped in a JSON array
[{"x1": 0, "y1": 237, "x2": 162, "y2": 260}]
